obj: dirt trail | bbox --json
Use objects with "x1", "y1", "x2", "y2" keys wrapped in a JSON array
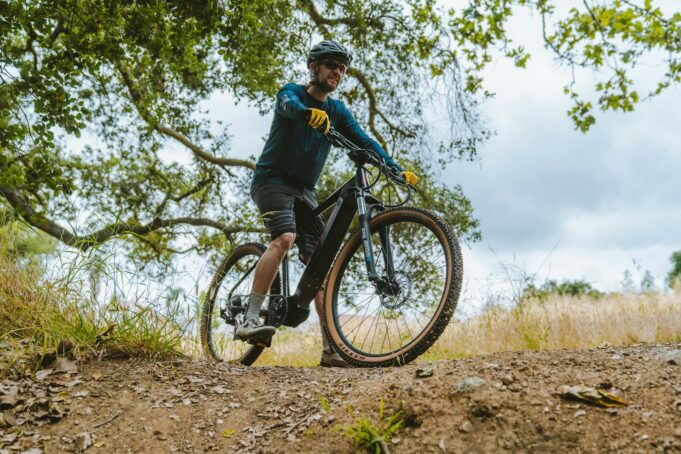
[{"x1": 3, "y1": 342, "x2": 681, "y2": 453}]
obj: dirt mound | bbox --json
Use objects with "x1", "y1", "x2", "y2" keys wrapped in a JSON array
[{"x1": 3, "y1": 343, "x2": 681, "y2": 453}]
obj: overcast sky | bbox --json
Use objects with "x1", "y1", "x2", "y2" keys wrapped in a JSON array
[{"x1": 199, "y1": 4, "x2": 680, "y2": 312}]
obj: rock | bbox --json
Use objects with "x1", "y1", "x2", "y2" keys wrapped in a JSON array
[
  {"x1": 74, "y1": 432, "x2": 94, "y2": 451},
  {"x1": 574, "y1": 410, "x2": 586, "y2": 417},
  {"x1": 471, "y1": 404, "x2": 493, "y2": 419},
  {"x1": 453, "y1": 376, "x2": 487, "y2": 394},
  {"x1": 415, "y1": 366, "x2": 434, "y2": 378},
  {"x1": 500, "y1": 374, "x2": 514, "y2": 386},
  {"x1": 508, "y1": 383, "x2": 522, "y2": 392},
  {"x1": 663, "y1": 350, "x2": 681, "y2": 365},
  {"x1": 459, "y1": 420, "x2": 473, "y2": 433},
  {"x1": 673, "y1": 400, "x2": 681, "y2": 413}
]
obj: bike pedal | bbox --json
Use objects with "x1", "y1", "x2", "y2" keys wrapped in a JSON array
[{"x1": 247, "y1": 336, "x2": 272, "y2": 348}]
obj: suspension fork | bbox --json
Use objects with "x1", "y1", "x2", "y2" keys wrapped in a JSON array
[
  {"x1": 356, "y1": 167, "x2": 383, "y2": 284},
  {"x1": 378, "y1": 224, "x2": 396, "y2": 279},
  {"x1": 357, "y1": 188, "x2": 379, "y2": 283}
]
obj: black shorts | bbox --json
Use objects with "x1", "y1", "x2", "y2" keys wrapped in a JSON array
[{"x1": 251, "y1": 183, "x2": 325, "y2": 259}]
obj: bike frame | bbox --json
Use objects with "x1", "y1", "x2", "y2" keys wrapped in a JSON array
[{"x1": 275, "y1": 163, "x2": 396, "y2": 327}]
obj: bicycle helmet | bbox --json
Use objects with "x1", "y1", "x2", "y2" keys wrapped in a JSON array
[{"x1": 307, "y1": 40, "x2": 353, "y2": 66}]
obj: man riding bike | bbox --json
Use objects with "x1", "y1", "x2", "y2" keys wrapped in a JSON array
[{"x1": 239, "y1": 40, "x2": 418, "y2": 367}]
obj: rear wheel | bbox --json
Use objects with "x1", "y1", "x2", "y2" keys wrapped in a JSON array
[
  {"x1": 200, "y1": 243, "x2": 280, "y2": 365},
  {"x1": 323, "y1": 207, "x2": 462, "y2": 367}
]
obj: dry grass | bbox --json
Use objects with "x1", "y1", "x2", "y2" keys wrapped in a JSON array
[
  {"x1": 245, "y1": 292, "x2": 681, "y2": 366},
  {"x1": 256, "y1": 327, "x2": 323, "y2": 367},
  {"x1": 422, "y1": 292, "x2": 681, "y2": 361},
  {"x1": 3, "y1": 220, "x2": 678, "y2": 369},
  {"x1": 0, "y1": 249, "x2": 188, "y2": 376}
]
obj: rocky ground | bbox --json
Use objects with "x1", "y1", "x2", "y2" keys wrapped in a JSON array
[{"x1": 2, "y1": 342, "x2": 681, "y2": 453}]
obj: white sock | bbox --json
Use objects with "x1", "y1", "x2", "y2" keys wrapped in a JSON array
[{"x1": 246, "y1": 291, "x2": 267, "y2": 320}]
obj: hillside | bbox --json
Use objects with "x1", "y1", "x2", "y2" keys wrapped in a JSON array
[{"x1": 3, "y1": 342, "x2": 681, "y2": 453}]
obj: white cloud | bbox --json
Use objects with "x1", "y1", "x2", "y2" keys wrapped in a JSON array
[{"x1": 449, "y1": 6, "x2": 681, "y2": 305}]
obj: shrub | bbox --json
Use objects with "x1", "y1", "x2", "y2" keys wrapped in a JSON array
[{"x1": 521, "y1": 279, "x2": 604, "y2": 302}]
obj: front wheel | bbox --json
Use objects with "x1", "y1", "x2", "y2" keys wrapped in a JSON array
[
  {"x1": 323, "y1": 207, "x2": 463, "y2": 367},
  {"x1": 200, "y1": 243, "x2": 280, "y2": 365}
]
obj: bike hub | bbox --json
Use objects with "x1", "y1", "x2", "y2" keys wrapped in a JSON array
[{"x1": 377, "y1": 271, "x2": 412, "y2": 309}]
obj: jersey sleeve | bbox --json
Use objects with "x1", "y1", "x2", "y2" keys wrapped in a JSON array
[
  {"x1": 275, "y1": 84, "x2": 307, "y2": 120},
  {"x1": 336, "y1": 103, "x2": 403, "y2": 171}
]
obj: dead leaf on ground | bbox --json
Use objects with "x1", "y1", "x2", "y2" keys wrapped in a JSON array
[
  {"x1": 0, "y1": 411, "x2": 17, "y2": 427},
  {"x1": 0, "y1": 394, "x2": 19, "y2": 410},
  {"x1": 53, "y1": 357, "x2": 78, "y2": 373},
  {"x1": 559, "y1": 385, "x2": 628, "y2": 408},
  {"x1": 35, "y1": 369, "x2": 54, "y2": 381}
]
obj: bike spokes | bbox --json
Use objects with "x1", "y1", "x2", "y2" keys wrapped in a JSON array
[
  {"x1": 333, "y1": 214, "x2": 449, "y2": 357},
  {"x1": 201, "y1": 243, "x2": 280, "y2": 365}
]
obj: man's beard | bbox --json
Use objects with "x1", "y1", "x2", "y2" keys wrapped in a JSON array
[{"x1": 315, "y1": 71, "x2": 337, "y2": 93}]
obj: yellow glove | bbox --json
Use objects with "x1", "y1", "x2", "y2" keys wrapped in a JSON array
[
  {"x1": 401, "y1": 171, "x2": 419, "y2": 186},
  {"x1": 306, "y1": 108, "x2": 331, "y2": 134}
]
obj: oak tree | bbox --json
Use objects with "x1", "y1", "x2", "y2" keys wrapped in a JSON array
[{"x1": 1, "y1": 0, "x2": 679, "y2": 270}]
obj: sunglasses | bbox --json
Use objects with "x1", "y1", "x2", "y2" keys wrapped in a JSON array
[{"x1": 320, "y1": 59, "x2": 348, "y2": 74}]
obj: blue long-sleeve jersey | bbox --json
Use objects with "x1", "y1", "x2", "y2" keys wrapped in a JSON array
[{"x1": 251, "y1": 83, "x2": 401, "y2": 192}]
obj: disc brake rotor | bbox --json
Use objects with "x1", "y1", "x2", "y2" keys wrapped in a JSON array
[{"x1": 378, "y1": 271, "x2": 412, "y2": 310}]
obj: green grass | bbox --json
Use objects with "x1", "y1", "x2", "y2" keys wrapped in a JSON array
[
  {"x1": 343, "y1": 398, "x2": 403, "y2": 454},
  {"x1": 0, "y1": 242, "x2": 189, "y2": 376}
]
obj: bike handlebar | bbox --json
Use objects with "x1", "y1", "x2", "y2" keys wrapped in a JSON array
[{"x1": 325, "y1": 127, "x2": 411, "y2": 188}]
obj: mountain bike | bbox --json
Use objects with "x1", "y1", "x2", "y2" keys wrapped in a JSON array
[{"x1": 200, "y1": 128, "x2": 463, "y2": 367}]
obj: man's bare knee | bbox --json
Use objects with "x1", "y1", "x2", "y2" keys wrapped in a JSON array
[{"x1": 271, "y1": 232, "x2": 296, "y2": 253}]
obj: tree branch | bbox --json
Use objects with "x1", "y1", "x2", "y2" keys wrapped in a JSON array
[
  {"x1": 25, "y1": 23, "x2": 39, "y2": 71},
  {"x1": 49, "y1": 18, "x2": 65, "y2": 44},
  {"x1": 540, "y1": 10, "x2": 588, "y2": 69},
  {"x1": 345, "y1": 67, "x2": 388, "y2": 149},
  {"x1": 116, "y1": 64, "x2": 255, "y2": 170},
  {"x1": 0, "y1": 184, "x2": 77, "y2": 246},
  {"x1": 172, "y1": 175, "x2": 214, "y2": 203},
  {"x1": 303, "y1": 0, "x2": 375, "y2": 28},
  {"x1": 0, "y1": 184, "x2": 263, "y2": 251}
]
